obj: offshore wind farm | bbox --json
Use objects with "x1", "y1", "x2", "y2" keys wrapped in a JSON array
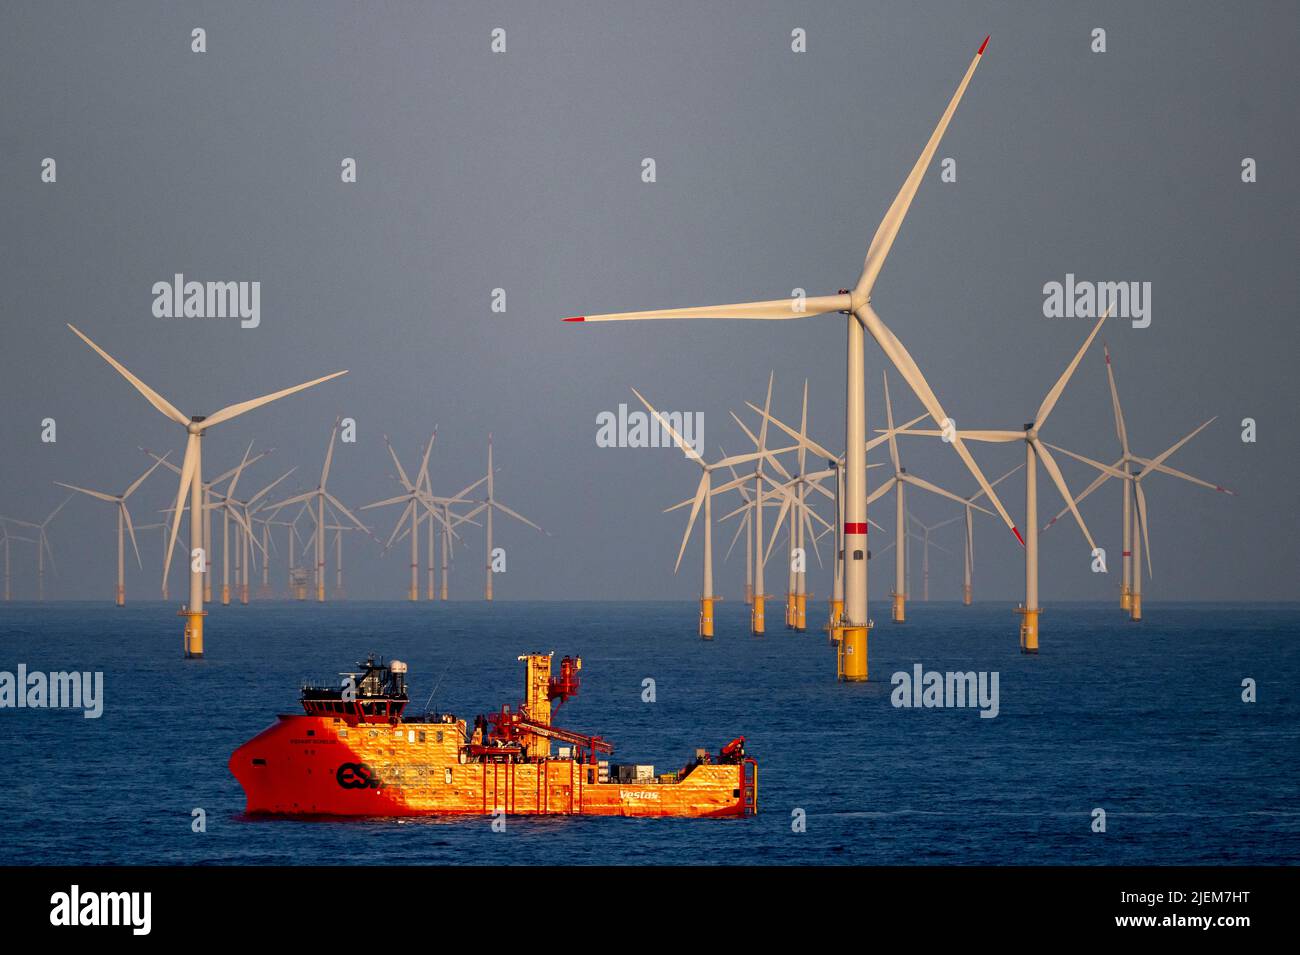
[{"x1": 0, "y1": 1, "x2": 1295, "y2": 892}]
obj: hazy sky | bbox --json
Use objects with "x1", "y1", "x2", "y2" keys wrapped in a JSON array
[{"x1": 1, "y1": 1, "x2": 1296, "y2": 603}]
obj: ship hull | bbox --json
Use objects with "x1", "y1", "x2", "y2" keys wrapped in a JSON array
[{"x1": 230, "y1": 715, "x2": 756, "y2": 818}]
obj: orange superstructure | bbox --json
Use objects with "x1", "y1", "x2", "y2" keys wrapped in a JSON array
[{"x1": 230, "y1": 653, "x2": 757, "y2": 818}]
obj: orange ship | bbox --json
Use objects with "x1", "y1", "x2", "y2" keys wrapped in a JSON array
[{"x1": 230, "y1": 652, "x2": 758, "y2": 818}]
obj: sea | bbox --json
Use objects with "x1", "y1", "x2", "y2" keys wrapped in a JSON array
[{"x1": 0, "y1": 600, "x2": 1296, "y2": 865}]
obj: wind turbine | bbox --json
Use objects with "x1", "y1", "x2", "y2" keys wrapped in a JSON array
[
  {"x1": 138, "y1": 501, "x2": 184, "y2": 597},
  {"x1": 68, "y1": 324, "x2": 345, "y2": 656},
  {"x1": 1043, "y1": 346, "x2": 1236, "y2": 617},
  {"x1": 0, "y1": 497, "x2": 72, "y2": 601},
  {"x1": 363, "y1": 432, "x2": 481, "y2": 600},
  {"x1": 470, "y1": 435, "x2": 544, "y2": 601},
  {"x1": 143, "y1": 445, "x2": 274, "y2": 603},
  {"x1": 205, "y1": 442, "x2": 258, "y2": 606},
  {"x1": 897, "y1": 310, "x2": 1110, "y2": 652},
  {"x1": 55, "y1": 456, "x2": 167, "y2": 605},
  {"x1": 955, "y1": 463, "x2": 1023, "y2": 605},
  {"x1": 364, "y1": 433, "x2": 440, "y2": 601},
  {"x1": 564, "y1": 37, "x2": 1019, "y2": 680},
  {"x1": 759, "y1": 469, "x2": 836, "y2": 633},
  {"x1": 1043, "y1": 417, "x2": 1232, "y2": 622},
  {"x1": 869, "y1": 370, "x2": 991, "y2": 623},
  {"x1": 0, "y1": 524, "x2": 37, "y2": 601},
  {"x1": 907, "y1": 512, "x2": 960, "y2": 602},
  {"x1": 263, "y1": 501, "x2": 312, "y2": 600},
  {"x1": 744, "y1": 402, "x2": 921, "y2": 631},
  {"x1": 265, "y1": 418, "x2": 369, "y2": 603},
  {"x1": 212, "y1": 455, "x2": 294, "y2": 605},
  {"x1": 632, "y1": 388, "x2": 792, "y2": 639}
]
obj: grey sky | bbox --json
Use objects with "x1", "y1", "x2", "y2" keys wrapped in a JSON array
[{"x1": 1, "y1": 1, "x2": 1295, "y2": 602}]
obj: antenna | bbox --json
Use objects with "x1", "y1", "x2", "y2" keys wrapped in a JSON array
[{"x1": 421, "y1": 664, "x2": 450, "y2": 717}]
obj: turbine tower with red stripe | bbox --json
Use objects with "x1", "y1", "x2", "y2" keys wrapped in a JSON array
[{"x1": 564, "y1": 37, "x2": 1017, "y2": 681}]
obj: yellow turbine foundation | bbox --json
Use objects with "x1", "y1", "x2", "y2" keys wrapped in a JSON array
[
  {"x1": 1016, "y1": 606, "x2": 1040, "y2": 654},
  {"x1": 115, "y1": 585, "x2": 124, "y2": 608},
  {"x1": 1130, "y1": 592, "x2": 1142, "y2": 621},
  {"x1": 181, "y1": 609, "x2": 206, "y2": 659},
  {"x1": 794, "y1": 593, "x2": 807, "y2": 632},
  {"x1": 837, "y1": 623, "x2": 870, "y2": 681},
  {"x1": 751, "y1": 594, "x2": 766, "y2": 635},
  {"x1": 221, "y1": 584, "x2": 230, "y2": 606},
  {"x1": 827, "y1": 603, "x2": 845, "y2": 643},
  {"x1": 240, "y1": 584, "x2": 249, "y2": 605},
  {"x1": 962, "y1": 584, "x2": 972, "y2": 606},
  {"x1": 699, "y1": 597, "x2": 714, "y2": 640},
  {"x1": 1120, "y1": 586, "x2": 1131, "y2": 611},
  {"x1": 890, "y1": 591, "x2": 906, "y2": 623}
]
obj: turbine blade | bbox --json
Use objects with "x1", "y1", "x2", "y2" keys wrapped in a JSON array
[
  {"x1": 1044, "y1": 444, "x2": 1129, "y2": 481},
  {"x1": 67, "y1": 324, "x2": 190, "y2": 426},
  {"x1": 162, "y1": 434, "x2": 199, "y2": 595},
  {"x1": 674, "y1": 474, "x2": 709, "y2": 574},
  {"x1": 730, "y1": 410, "x2": 793, "y2": 482},
  {"x1": 1135, "y1": 481, "x2": 1153, "y2": 579},
  {"x1": 1042, "y1": 463, "x2": 1118, "y2": 531},
  {"x1": 1035, "y1": 308, "x2": 1110, "y2": 428},
  {"x1": 324, "y1": 491, "x2": 370, "y2": 534},
  {"x1": 854, "y1": 37, "x2": 989, "y2": 297},
  {"x1": 1145, "y1": 417, "x2": 1217, "y2": 474},
  {"x1": 1135, "y1": 459, "x2": 1235, "y2": 496},
  {"x1": 321, "y1": 417, "x2": 340, "y2": 487},
  {"x1": 860, "y1": 303, "x2": 1021, "y2": 544},
  {"x1": 54, "y1": 482, "x2": 117, "y2": 504},
  {"x1": 798, "y1": 379, "x2": 809, "y2": 476},
  {"x1": 631, "y1": 387, "x2": 704, "y2": 464},
  {"x1": 493, "y1": 500, "x2": 544, "y2": 534},
  {"x1": 124, "y1": 453, "x2": 168, "y2": 499},
  {"x1": 865, "y1": 413, "x2": 929, "y2": 453},
  {"x1": 202, "y1": 371, "x2": 347, "y2": 429},
  {"x1": 866, "y1": 476, "x2": 897, "y2": 507},
  {"x1": 122, "y1": 503, "x2": 143, "y2": 570},
  {"x1": 1103, "y1": 344, "x2": 1130, "y2": 456},
  {"x1": 903, "y1": 472, "x2": 993, "y2": 515},
  {"x1": 724, "y1": 509, "x2": 748, "y2": 562},
  {"x1": 566, "y1": 294, "x2": 850, "y2": 323},
  {"x1": 883, "y1": 370, "x2": 901, "y2": 473},
  {"x1": 1033, "y1": 439, "x2": 1095, "y2": 551},
  {"x1": 893, "y1": 428, "x2": 1022, "y2": 442},
  {"x1": 744, "y1": 401, "x2": 836, "y2": 461}
]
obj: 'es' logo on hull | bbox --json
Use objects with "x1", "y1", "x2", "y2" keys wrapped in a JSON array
[{"x1": 336, "y1": 762, "x2": 381, "y2": 790}]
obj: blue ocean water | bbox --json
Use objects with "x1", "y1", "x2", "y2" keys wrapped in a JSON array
[{"x1": 0, "y1": 600, "x2": 1296, "y2": 865}]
